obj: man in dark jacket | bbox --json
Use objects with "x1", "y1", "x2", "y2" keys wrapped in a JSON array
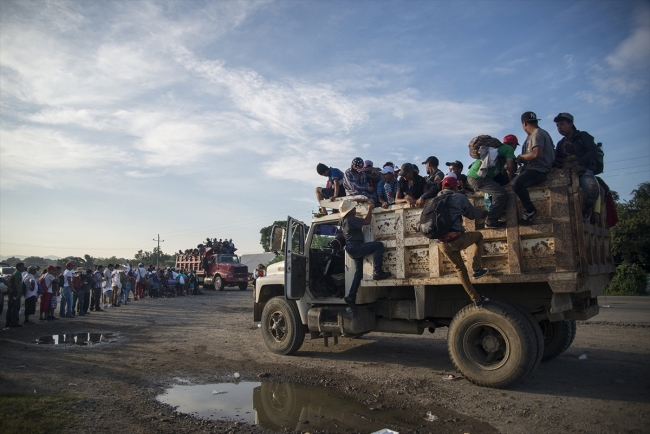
[
  {"x1": 553, "y1": 112, "x2": 600, "y2": 222},
  {"x1": 339, "y1": 199, "x2": 391, "y2": 309},
  {"x1": 5, "y1": 262, "x2": 26, "y2": 327},
  {"x1": 436, "y1": 177, "x2": 489, "y2": 306}
]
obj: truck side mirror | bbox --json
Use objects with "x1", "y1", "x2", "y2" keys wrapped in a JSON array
[{"x1": 270, "y1": 226, "x2": 285, "y2": 252}]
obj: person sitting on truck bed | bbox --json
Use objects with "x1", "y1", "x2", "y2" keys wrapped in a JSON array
[
  {"x1": 338, "y1": 199, "x2": 392, "y2": 309},
  {"x1": 513, "y1": 111, "x2": 555, "y2": 225},
  {"x1": 377, "y1": 165, "x2": 399, "y2": 209},
  {"x1": 396, "y1": 162, "x2": 428, "y2": 207},
  {"x1": 436, "y1": 176, "x2": 490, "y2": 306},
  {"x1": 316, "y1": 163, "x2": 346, "y2": 215},
  {"x1": 552, "y1": 112, "x2": 600, "y2": 222},
  {"x1": 343, "y1": 157, "x2": 375, "y2": 202}
]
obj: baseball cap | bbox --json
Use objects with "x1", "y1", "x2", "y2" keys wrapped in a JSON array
[
  {"x1": 65, "y1": 261, "x2": 75, "y2": 267},
  {"x1": 521, "y1": 111, "x2": 541, "y2": 122},
  {"x1": 421, "y1": 156, "x2": 439, "y2": 166},
  {"x1": 442, "y1": 176, "x2": 458, "y2": 189},
  {"x1": 400, "y1": 162, "x2": 415, "y2": 174},
  {"x1": 553, "y1": 112, "x2": 574, "y2": 123},
  {"x1": 503, "y1": 134, "x2": 519, "y2": 145},
  {"x1": 364, "y1": 160, "x2": 374, "y2": 168},
  {"x1": 446, "y1": 160, "x2": 464, "y2": 170},
  {"x1": 380, "y1": 166, "x2": 394, "y2": 175},
  {"x1": 46, "y1": 265, "x2": 56, "y2": 271},
  {"x1": 445, "y1": 172, "x2": 458, "y2": 179},
  {"x1": 351, "y1": 157, "x2": 364, "y2": 172},
  {"x1": 138, "y1": 263, "x2": 143, "y2": 266}
]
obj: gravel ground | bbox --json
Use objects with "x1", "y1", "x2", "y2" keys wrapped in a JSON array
[{"x1": 1, "y1": 290, "x2": 649, "y2": 434}]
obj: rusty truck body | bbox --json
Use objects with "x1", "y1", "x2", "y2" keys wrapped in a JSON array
[
  {"x1": 254, "y1": 170, "x2": 614, "y2": 388},
  {"x1": 176, "y1": 249, "x2": 249, "y2": 291}
]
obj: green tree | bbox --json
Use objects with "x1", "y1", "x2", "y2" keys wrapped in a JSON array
[
  {"x1": 259, "y1": 220, "x2": 287, "y2": 252},
  {"x1": 134, "y1": 247, "x2": 175, "y2": 267},
  {"x1": 4, "y1": 257, "x2": 22, "y2": 266},
  {"x1": 22, "y1": 256, "x2": 52, "y2": 267},
  {"x1": 612, "y1": 182, "x2": 650, "y2": 269},
  {"x1": 605, "y1": 263, "x2": 648, "y2": 296}
]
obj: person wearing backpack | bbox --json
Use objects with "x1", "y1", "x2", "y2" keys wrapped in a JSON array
[
  {"x1": 338, "y1": 199, "x2": 392, "y2": 309},
  {"x1": 59, "y1": 261, "x2": 76, "y2": 318},
  {"x1": 433, "y1": 176, "x2": 490, "y2": 306},
  {"x1": 552, "y1": 112, "x2": 601, "y2": 222}
]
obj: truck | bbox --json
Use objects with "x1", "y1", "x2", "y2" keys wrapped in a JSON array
[
  {"x1": 253, "y1": 170, "x2": 614, "y2": 388},
  {"x1": 175, "y1": 248, "x2": 249, "y2": 291}
]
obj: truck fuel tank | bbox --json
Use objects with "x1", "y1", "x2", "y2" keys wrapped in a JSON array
[{"x1": 308, "y1": 305, "x2": 375, "y2": 335}]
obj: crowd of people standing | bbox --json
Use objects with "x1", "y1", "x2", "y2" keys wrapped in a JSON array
[{"x1": 0, "y1": 261, "x2": 202, "y2": 328}]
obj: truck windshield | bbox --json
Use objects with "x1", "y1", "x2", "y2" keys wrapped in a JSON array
[
  {"x1": 311, "y1": 224, "x2": 340, "y2": 249},
  {"x1": 218, "y1": 255, "x2": 240, "y2": 263}
]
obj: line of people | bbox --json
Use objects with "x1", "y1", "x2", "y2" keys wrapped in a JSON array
[{"x1": 1, "y1": 261, "x2": 201, "y2": 328}]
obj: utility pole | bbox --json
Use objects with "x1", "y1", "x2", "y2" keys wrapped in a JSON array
[{"x1": 153, "y1": 234, "x2": 164, "y2": 269}]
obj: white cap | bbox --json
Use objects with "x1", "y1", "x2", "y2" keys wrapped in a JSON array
[{"x1": 381, "y1": 166, "x2": 394, "y2": 174}]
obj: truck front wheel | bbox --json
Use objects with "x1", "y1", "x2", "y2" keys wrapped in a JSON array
[
  {"x1": 214, "y1": 275, "x2": 224, "y2": 291},
  {"x1": 261, "y1": 297, "x2": 305, "y2": 355},
  {"x1": 448, "y1": 301, "x2": 538, "y2": 389},
  {"x1": 539, "y1": 319, "x2": 576, "y2": 362},
  {"x1": 239, "y1": 283, "x2": 248, "y2": 291}
]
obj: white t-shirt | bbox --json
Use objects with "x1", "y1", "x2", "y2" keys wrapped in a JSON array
[
  {"x1": 178, "y1": 275, "x2": 185, "y2": 284},
  {"x1": 103, "y1": 269, "x2": 112, "y2": 289},
  {"x1": 136, "y1": 267, "x2": 146, "y2": 282},
  {"x1": 44, "y1": 273, "x2": 56, "y2": 294},
  {"x1": 63, "y1": 269, "x2": 74, "y2": 288},
  {"x1": 111, "y1": 270, "x2": 122, "y2": 289},
  {"x1": 23, "y1": 274, "x2": 38, "y2": 298}
]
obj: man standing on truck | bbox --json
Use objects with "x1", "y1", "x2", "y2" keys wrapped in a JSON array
[
  {"x1": 552, "y1": 112, "x2": 600, "y2": 222},
  {"x1": 436, "y1": 176, "x2": 490, "y2": 306},
  {"x1": 339, "y1": 199, "x2": 392, "y2": 309},
  {"x1": 513, "y1": 111, "x2": 555, "y2": 225}
]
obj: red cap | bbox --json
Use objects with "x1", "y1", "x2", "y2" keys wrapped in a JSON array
[
  {"x1": 65, "y1": 261, "x2": 75, "y2": 267},
  {"x1": 46, "y1": 265, "x2": 56, "y2": 271},
  {"x1": 442, "y1": 176, "x2": 458, "y2": 189},
  {"x1": 503, "y1": 134, "x2": 519, "y2": 145}
]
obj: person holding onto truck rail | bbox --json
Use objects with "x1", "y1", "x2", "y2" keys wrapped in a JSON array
[
  {"x1": 396, "y1": 162, "x2": 428, "y2": 207},
  {"x1": 316, "y1": 163, "x2": 346, "y2": 215},
  {"x1": 513, "y1": 111, "x2": 555, "y2": 225},
  {"x1": 552, "y1": 112, "x2": 601, "y2": 222},
  {"x1": 343, "y1": 157, "x2": 375, "y2": 201},
  {"x1": 436, "y1": 176, "x2": 490, "y2": 306},
  {"x1": 339, "y1": 199, "x2": 392, "y2": 309},
  {"x1": 377, "y1": 165, "x2": 399, "y2": 208}
]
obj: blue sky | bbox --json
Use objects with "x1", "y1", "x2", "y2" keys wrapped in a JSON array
[{"x1": 1, "y1": 0, "x2": 649, "y2": 258}]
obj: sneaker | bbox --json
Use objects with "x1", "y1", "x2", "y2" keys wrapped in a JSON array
[
  {"x1": 519, "y1": 208, "x2": 536, "y2": 226},
  {"x1": 582, "y1": 210, "x2": 592, "y2": 224},
  {"x1": 472, "y1": 268, "x2": 489, "y2": 279},
  {"x1": 24, "y1": 320, "x2": 34, "y2": 325},
  {"x1": 343, "y1": 296, "x2": 356, "y2": 309},
  {"x1": 108, "y1": 305, "x2": 113, "y2": 309},
  {"x1": 475, "y1": 296, "x2": 489, "y2": 307},
  {"x1": 96, "y1": 308, "x2": 103, "y2": 312},
  {"x1": 485, "y1": 221, "x2": 506, "y2": 229},
  {"x1": 373, "y1": 271, "x2": 392, "y2": 280}
]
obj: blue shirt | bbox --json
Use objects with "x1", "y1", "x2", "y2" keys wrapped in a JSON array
[
  {"x1": 377, "y1": 179, "x2": 398, "y2": 203},
  {"x1": 328, "y1": 167, "x2": 344, "y2": 184}
]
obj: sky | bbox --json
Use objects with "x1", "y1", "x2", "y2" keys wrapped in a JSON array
[{"x1": 1, "y1": 0, "x2": 649, "y2": 259}]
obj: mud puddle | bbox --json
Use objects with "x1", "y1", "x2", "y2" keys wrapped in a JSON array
[
  {"x1": 36, "y1": 333, "x2": 115, "y2": 345},
  {"x1": 157, "y1": 380, "x2": 427, "y2": 432}
]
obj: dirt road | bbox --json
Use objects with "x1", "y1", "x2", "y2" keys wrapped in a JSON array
[{"x1": 1, "y1": 291, "x2": 649, "y2": 433}]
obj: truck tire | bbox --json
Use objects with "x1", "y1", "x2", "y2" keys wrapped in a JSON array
[
  {"x1": 214, "y1": 275, "x2": 224, "y2": 291},
  {"x1": 256, "y1": 382, "x2": 301, "y2": 428},
  {"x1": 539, "y1": 319, "x2": 577, "y2": 363},
  {"x1": 239, "y1": 283, "x2": 248, "y2": 291},
  {"x1": 499, "y1": 301, "x2": 544, "y2": 374},
  {"x1": 261, "y1": 297, "x2": 305, "y2": 355},
  {"x1": 448, "y1": 301, "x2": 537, "y2": 389}
]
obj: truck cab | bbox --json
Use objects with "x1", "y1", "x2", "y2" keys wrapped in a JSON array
[
  {"x1": 176, "y1": 251, "x2": 249, "y2": 291},
  {"x1": 254, "y1": 170, "x2": 614, "y2": 388}
]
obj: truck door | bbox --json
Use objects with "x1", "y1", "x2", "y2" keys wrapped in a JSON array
[{"x1": 284, "y1": 217, "x2": 307, "y2": 299}]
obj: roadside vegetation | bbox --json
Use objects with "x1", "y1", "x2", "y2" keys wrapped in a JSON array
[{"x1": 0, "y1": 392, "x2": 79, "y2": 434}]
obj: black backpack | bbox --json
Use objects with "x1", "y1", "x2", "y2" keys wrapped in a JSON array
[
  {"x1": 419, "y1": 194, "x2": 456, "y2": 239},
  {"x1": 593, "y1": 142, "x2": 604, "y2": 175},
  {"x1": 329, "y1": 231, "x2": 346, "y2": 253}
]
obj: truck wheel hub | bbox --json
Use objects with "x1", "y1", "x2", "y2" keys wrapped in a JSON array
[
  {"x1": 269, "y1": 311, "x2": 286, "y2": 342},
  {"x1": 481, "y1": 335, "x2": 500, "y2": 353}
]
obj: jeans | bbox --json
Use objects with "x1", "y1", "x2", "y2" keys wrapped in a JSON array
[
  {"x1": 579, "y1": 169, "x2": 600, "y2": 209},
  {"x1": 511, "y1": 169, "x2": 547, "y2": 213},
  {"x1": 438, "y1": 232, "x2": 484, "y2": 303},
  {"x1": 60, "y1": 287, "x2": 73, "y2": 317},
  {"x1": 345, "y1": 241, "x2": 385, "y2": 301},
  {"x1": 5, "y1": 291, "x2": 21, "y2": 326},
  {"x1": 467, "y1": 177, "x2": 508, "y2": 225},
  {"x1": 91, "y1": 288, "x2": 102, "y2": 310},
  {"x1": 73, "y1": 290, "x2": 85, "y2": 315},
  {"x1": 83, "y1": 289, "x2": 91, "y2": 313},
  {"x1": 122, "y1": 285, "x2": 131, "y2": 304}
]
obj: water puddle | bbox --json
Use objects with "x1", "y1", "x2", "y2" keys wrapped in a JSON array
[
  {"x1": 157, "y1": 381, "x2": 423, "y2": 432},
  {"x1": 36, "y1": 333, "x2": 115, "y2": 346}
]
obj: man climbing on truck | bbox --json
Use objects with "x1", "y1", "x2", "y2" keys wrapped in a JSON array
[
  {"x1": 435, "y1": 176, "x2": 489, "y2": 306},
  {"x1": 339, "y1": 199, "x2": 391, "y2": 309}
]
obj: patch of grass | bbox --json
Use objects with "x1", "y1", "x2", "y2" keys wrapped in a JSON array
[{"x1": 0, "y1": 392, "x2": 79, "y2": 434}]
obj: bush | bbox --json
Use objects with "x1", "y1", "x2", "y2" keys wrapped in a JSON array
[{"x1": 604, "y1": 263, "x2": 648, "y2": 296}]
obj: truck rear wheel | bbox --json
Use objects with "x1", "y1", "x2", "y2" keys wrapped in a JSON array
[
  {"x1": 539, "y1": 319, "x2": 576, "y2": 362},
  {"x1": 239, "y1": 283, "x2": 248, "y2": 291},
  {"x1": 499, "y1": 301, "x2": 544, "y2": 374},
  {"x1": 261, "y1": 297, "x2": 305, "y2": 355},
  {"x1": 448, "y1": 301, "x2": 537, "y2": 389},
  {"x1": 214, "y1": 275, "x2": 224, "y2": 291}
]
